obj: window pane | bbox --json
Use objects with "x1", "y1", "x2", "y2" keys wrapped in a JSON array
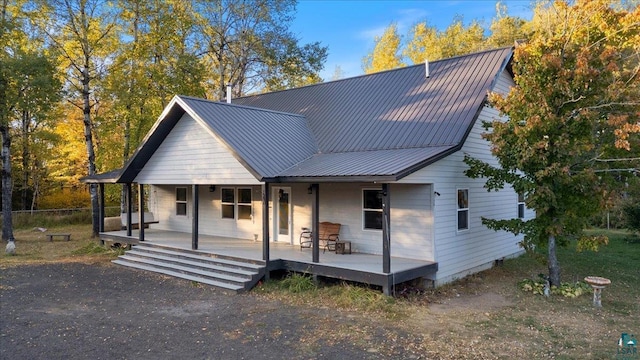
[
  {"x1": 518, "y1": 193, "x2": 525, "y2": 203},
  {"x1": 238, "y1": 205, "x2": 252, "y2": 220},
  {"x1": 363, "y1": 190, "x2": 382, "y2": 209},
  {"x1": 364, "y1": 210, "x2": 383, "y2": 230},
  {"x1": 238, "y1": 188, "x2": 252, "y2": 204},
  {"x1": 221, "y1": 188, "x2": 235, "y2": 203},
  {"x1": 222, "y1": 204, "x2": 234, "y2": 219},
  {"x1": 176, "y1": 187, "x2": 187, "y2": 201},
  {"x1": 176, "y1": 203, "x2": 187, "y2": 216},
  {"x1": 457, "y1": 189, "x2": 468, "y2": 209},
  {"x1": 458, "y1": 210, "x2": 468, "y2": 230},
  {"x1": 518, "y1": 204, "x2": 525, "y2": 219}
]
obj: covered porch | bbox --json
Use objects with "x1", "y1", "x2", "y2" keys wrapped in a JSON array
[{"x1": 101, "y1": 228, "x2": 438, "y2": 295}]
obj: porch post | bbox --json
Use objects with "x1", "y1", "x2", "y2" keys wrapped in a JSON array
[
  {"x1": 138, "y1": 183, "x2": 145, "y2": 242},
  {"x1": 382, "y1": 183, "x2": 391, "y2": 274},
  {"x1": 98, "y1": 183, "x2": 105, "y2": 233},
  {"x1": 126, "y1": 183, "x2": 133, "y2": 237},
  {"x1": 262, "y1": 183, "x2": 270, "y2": 262},
  {"x1": 192, "y1": 185, "x2": 199, "y2": 250},
  {"x1": 311, "y1": 183, "x2": 319, "y2": 263},
  {"x1": 98, "y1": 183, "x2": 105, "y2": 245}
]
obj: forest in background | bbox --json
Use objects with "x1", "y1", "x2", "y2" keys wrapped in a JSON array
[{"x1": 1, "y1": 0, "x2": 638, "y2": 234}]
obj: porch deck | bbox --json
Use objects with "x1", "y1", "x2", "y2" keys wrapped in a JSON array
[{"x1": 100, "y1": 229, "x2": 438, "y2": 294}]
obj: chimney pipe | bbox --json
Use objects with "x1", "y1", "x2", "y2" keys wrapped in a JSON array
[
  {"x1": 226, "y1": 83, "x2": 232, "y2": 103},
  {"x1": 425, "y1": 59, "x2": 429, "y2": 78}
]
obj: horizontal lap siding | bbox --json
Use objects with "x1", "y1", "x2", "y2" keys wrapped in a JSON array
[
  {"x1": 150, "y1": 185, "x2": 263, "y2": 240},
  {"x1": 400, "y1": 69, "x2": 523, "y2": 283},
  {"x1": 291, "y1": 183, "x2": 433, "y2": 260},
  {"x1": 135, "y1": 114, "x2": 259, "y2": 185}
]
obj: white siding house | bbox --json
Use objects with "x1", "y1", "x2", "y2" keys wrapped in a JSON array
[{"x1": 86, "y1": 47, "x2": 530, "y2": 290}]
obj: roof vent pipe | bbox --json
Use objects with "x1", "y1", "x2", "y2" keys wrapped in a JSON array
[
  {"x1": 425, "y1": 59, "x2": 429, "y2": 78},
  {"x1": 226, "y1": 83, "x2": 232, "y2": 103}
]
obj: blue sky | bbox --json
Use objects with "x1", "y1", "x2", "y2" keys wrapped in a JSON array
[{"x1": 290, "y1": 0, "x2": 534, "y2": 79}]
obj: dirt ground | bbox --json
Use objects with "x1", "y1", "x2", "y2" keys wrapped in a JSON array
[
  {"x1": 1, "y1": 260, "x2": 635, "y2": 360},
  {"x1": 0, "y1": 262, "x2": 436, "y2": 360}
]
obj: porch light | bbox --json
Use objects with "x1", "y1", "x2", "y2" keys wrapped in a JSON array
[
  {"x1": 209, "y1": 185, "x2": 216, "y2": 192},
  {"x1": 307, "y1": 186, "x2": 313, "y2": 194}
]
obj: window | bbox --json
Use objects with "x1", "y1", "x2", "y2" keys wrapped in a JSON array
[
  {"x1": 457, "y1": 189, "x2": 469, "y2": 231},
  {"x1": 221, "y1": 187, "x2": 253, "y2": 220},
  {"x1": 518, "y1": 193, "x2": 525, "y2": 219},
  {"x1": 221, "y1": 188, "x2": 235, "y2": 219},
  {"x1": 176, "y1": 187, "x2": 187, "y2": 216},
  {"x1": 363, "y1": 189, "x2": 383, "y2": 230},
  {"x1": 237, "y1": 188, "x2": 252, "y2": 220}
]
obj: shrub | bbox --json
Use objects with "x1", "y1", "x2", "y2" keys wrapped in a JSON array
[{"x1": 622, "y1": 201, "x2": 640, "y2": 235}]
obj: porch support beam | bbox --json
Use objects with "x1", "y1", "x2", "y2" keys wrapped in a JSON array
[
  {"x1": 311, "y1": 183, "x2": 319, "y2": 263},
  {"x1": 192, "y1": 185, "x2": 199, "y2": 250},
  {"x1": 138, "y1": 183, "x2": 145, "y2": 242},
  {"x1": 262, "y1": 183, "x2": 270, "y2": 262},
  {"x1": 382, "y1": 183, "x2": 391, "y2": 274},
  {"x1": 98, "y1": 183, "x2": 105, "y2": 245},
  {"x1": 126, "y1": 183, "x2": 132, "y2": 237},
  {"x1": 98, "y1": 183, "x2": 105, "y2": 233}
]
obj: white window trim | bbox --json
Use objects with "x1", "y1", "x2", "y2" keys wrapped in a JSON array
[
  {"x1": 457, "y1": 188, "x2": 469, "y2": 232},
  {"x1": 362, "y1": 188, "x2": 383, "y2": 231},
  {"x1": 176, "y1": 187, "x2": 188, "y2": 216},
  {"x1": 221, "y1": 187, "x2": 253, "y2": 221}
]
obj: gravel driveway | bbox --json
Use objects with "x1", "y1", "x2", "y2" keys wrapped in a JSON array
[{"x1": 0, "y1": 263, "x2": 424, "y2": 360}]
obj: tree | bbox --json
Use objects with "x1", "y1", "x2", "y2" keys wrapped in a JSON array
[
  {"x1": 404, "y1": 16, "x2": 485, "y2": 63},
  {"x1": 363, "y1": 23, "x2": 404, "y2": 74},
  {"x1": 486, "y1": 1, "x2": 528, "y2": 48},
  {"x1": 38, "y1": 0, "x2": 119, "y2": 236},
  {"x1": 464, "y1": 0, "x2": 640, "y2": 286},
  {"x1": 194, "y1": 0, "x2": 327, "y2": 98}
]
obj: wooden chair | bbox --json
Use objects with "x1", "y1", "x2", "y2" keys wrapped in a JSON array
[{"x1": 299, "y1": 222, "x2": 341, "y2": 252}]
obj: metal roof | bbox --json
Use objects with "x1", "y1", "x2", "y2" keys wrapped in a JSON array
[
  {"x1": 85, "y1": 47, "x2": 513, "y2": 184},
  {"x1": 179, "y1": 96, "x2": 317, "y2": 178},
  {"x1": 234, "y1": 47, "x2": 513, "y2": 155}
]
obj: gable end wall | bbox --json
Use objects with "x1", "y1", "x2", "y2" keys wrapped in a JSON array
[
  {"x1": 134, "y1": 113, "x2": 260, "y2": 185},
  {"x1": 400, "y1": 69, "x2": 530, "y2": 285}
]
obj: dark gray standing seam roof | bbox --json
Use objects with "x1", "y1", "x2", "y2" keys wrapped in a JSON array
[
  {"x1": 84, "y1": 47, "x2": 512, "y2": 184},
  {"x1": 232, "y1": 47, "x2": 513, "y2": 180}
]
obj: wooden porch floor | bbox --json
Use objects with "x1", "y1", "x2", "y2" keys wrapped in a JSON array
[{"x1": 100, "y1": 229, "x2": 438, "y2": 294}]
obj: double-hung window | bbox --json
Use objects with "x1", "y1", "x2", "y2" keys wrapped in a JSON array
[
  {"x1": 237, "y1": 188, "x2": 252, "y2": 220},
  {"x1": 363, "y1": 189, "x2": 383, "y2": 230},
  {"x1": 176, "y1": 187, "x2": 187, "y2": 216},
  {"x1": 221, "y1": 188, "x2": 235, "y2": 219},
  {"x1": 517, "y1": 193, "x2": 525, "y2": 219},
  {"x1": 221, "y1": 187, "x2": 252, "y2": 220},
  {"x1": 457, "y1": 189, "x2": 469, "y2": 231}
]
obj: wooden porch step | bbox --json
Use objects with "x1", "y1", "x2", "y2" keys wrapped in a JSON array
[
  {"x1": 117, "y1": 255, "x2": 252, "y2": 284},
  {"x1": 112, "y1": 260, "x2": 244, "y2": 292},
  {"x1": 112, "y1": 243, "x2": 265, "y2": 293},
  {"x1": 132, "y1": 244, "x2": 265, "y2": 271}
]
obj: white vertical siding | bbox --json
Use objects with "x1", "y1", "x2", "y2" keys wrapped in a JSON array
[
  {"x1": 400, "y1": 69, "x2": 525, "y2": 284},
  {"x1": 135, "y1": 113, "x2": 260, "y2": 185}
]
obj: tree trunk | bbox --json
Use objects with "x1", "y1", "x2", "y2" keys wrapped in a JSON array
[
  {"x1": 548, "y1": 235, "x2": 561, "y2": 287},
  {"x1": 21, "y1": 109, "x2": 29, "y2": 210},
  {"x1": 1, "y1": 123, "x2": 14, "y2": 242},
  {"x1": 82, "y1": 64, "x2": 99, "y2": 237}
]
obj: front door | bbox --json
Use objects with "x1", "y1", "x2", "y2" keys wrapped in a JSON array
[{"x1": 273, "y1": 187, "x2": 292, "y2": 243}]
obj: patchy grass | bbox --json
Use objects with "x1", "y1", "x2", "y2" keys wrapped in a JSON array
[
  {"x1": 259, "y1": 230, "x2": 640, "y2": 359},
  {"x1": 0, "y1": 224, "x2": 119, "y2": 267}
]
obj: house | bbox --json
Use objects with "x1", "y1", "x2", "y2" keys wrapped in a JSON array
[{"x1": 83, "y1": 47, "x2": 532, "y2": 293}]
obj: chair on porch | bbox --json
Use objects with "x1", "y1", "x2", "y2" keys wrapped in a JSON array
[{"x1": 299, "y1": 222, "x2": 341, "y2": 253}]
